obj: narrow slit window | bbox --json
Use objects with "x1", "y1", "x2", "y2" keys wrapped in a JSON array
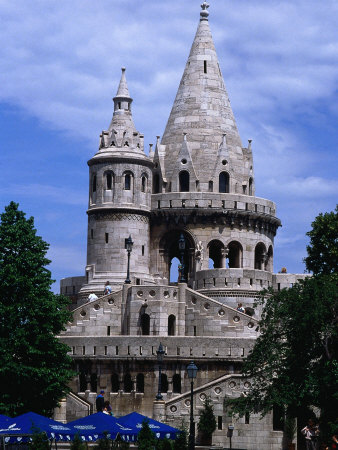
[
  {"x1": 106, "y1": 173, "x2": 112, "y2": 190},
  {"x1": 142, "y1": 245, "x2": 145, "y2": 256},
  {"x1": 105, "y1": 233, "x2": 109, "y2": 244},
  {"x1": 204, "y1": 60, "x2": 207, "y2": 73},
  {"x1": 125, "y1": 173, "x2": 131, "y2": 190},
  {"x1": 91, "y1": 229, "x2": 94, "y2": 239},
  {"x1": 107, "y1": 326, "x2": 111, "y2": 336}
]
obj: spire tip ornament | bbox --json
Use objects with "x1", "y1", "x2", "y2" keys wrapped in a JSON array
[{"x1": 200, "y1": 1, "x2": 209, "y2": 20}]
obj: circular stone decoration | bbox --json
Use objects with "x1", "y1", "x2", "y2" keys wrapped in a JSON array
[
  {"x1": 218, "y1": 309, "x2": 225, "y2": 316},
  {"x1": 137, "y1": 291, "x2": 143, "y2": 298},
  {"x1": 229, "y1": 381, "x2": 236, "y2": 388},
  {"x1": 199, "y1": 393, "x2": 206, "y2": 401},
  {"x1": 248, "y1": 322, "x2": 254, "y2": 328},
  {"x1": 244, "y1": 381, "x2": 251, "y2": 388},
  {"x1": 94, "y1": 304, "x2": 100, "y2": 311},
  {"x1": 108, "y1": 299, "x2": 114, "y2": 305},
  {"x1": 80, "y1": 310, "x2": 86, "y2": 317},
  {"x1": 164, "y1": 291, "x2": 170, "y2": 298},
  {"x1": 191, "y1": 297, "x2": 197, "y2": 305},
  {"x1": 149, "y1": 290, "x2": 156, "y2": 297},
  {"x1": 181, "y1": 158, "x2": 187, "y2": 164},
  {"x1": 233, "y1": 315, "x2": 240, "y2": 322},
  {"x1": 222, "y1": 159, "x2": 228, "y2": 165},
  {"x1": 170, "y1": 405, "x2": 177, "y2": 413},
  {"x1": 184, "y1": 399, "x2": 190, "y2": 407},
  {"x1": 204, "y1": 302, "x2": 210, "y2": 310},
  {"x1": 214, "y1": 387, "x2": 222, "y2": 395}
]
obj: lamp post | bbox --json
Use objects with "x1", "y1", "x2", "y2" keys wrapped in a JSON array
[
  {"x1": 187, "y1": 361, "x2": 198, "y2": 450},
  {"x1": 178, "y1": 233, "x2": 186, "y2": 283},
  {"x1": 156, "y1": 342, "x2": 165, "y2": 400},
  {"x1": 124, "y1": 235, "x2": 133, "y2": 284}
]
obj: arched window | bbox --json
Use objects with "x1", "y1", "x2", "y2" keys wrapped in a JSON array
[
  {"x1": 111, "y1": 373, "x2": 119, "y2": 392},
  {"x1": 153, "y1": 174, "x2": 160, "y2": 193},
  {"x1": 249, "y1": 177, "x2": 253, "y2": 196},
  {"x1": 160, "y1": 374, "x2": 168, "y2": 393},
  {"x1": 106, "y1": 172, "x2": 112, "y2": 190},
  {"x1": 79, "y1": 371, "x2": 87, "y2": 392},
  {"x1": 228, "y1": 241, "x2": 243, "y2": 268},
  {"x1": 125, "y1": 173, "x2": 131, "y2": 190},
  {"x1": 136, "y1": 373, "x2": 144, "y2": 393},
  {"x1": 92, "y1": 174, "x2": 97, "y2": 193},
  {"x1": 255, "y1": 243, "x2": 267, "y2": 270},
  {"x1": 90, "y1": 373, "x2": 97, "y2": 392},
  {"x1": 168, "y1": 315, "x2": 176, "y2": 336},
  {"x1": 208, "y1": 180, "x2": 213, "y2": 192},
  {"x1": 173, "y1": 374, "x2": 181, "y2": 393},
  {"x1": 140, "y1": 313, "x2": 150, "y2": 336},
  {"x1": 219, "y1": 172, "x2": 229, "y2": 193},
  {"x1": 208, "y1": 240, "x2": 226, "y2": 268},
  {"x1": 124, "y1": 373, "x2": 132, "y2": 393},
  {"x1": 179, "y1": 171, "x2": 190, "y2": 192},
  {"x1": 265, "y1": 245, "x2": 273, "y2": 272},
  {"x1": 141, "y1": 175, "x2": 147, "y2": 193}
]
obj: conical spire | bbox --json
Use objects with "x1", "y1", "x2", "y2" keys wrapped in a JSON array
[
  {"x1": 161, "y1": 3, "x2": 244, "y2": 188},
  {"x1": 114, "y1": 67, "x2": 131, "y2": 99}
]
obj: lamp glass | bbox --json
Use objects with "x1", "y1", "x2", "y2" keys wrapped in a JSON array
[
  {"x1": 178, "y1": 233, "x2": 185, "y2": 251},
  {"x1": 126, "y1": 235, "x2": 133, "y2": 252},
  {"x1": 187, "y1": 361, "x2": 198, "y2": 379},
  {"x1": 157, "y1": 343, "x2": 165, "y2": 362}
]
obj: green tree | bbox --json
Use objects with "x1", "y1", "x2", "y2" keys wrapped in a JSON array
[
  {"x1": 112, "y1": 435, "x2": 130, "y2": 449},
  {"x1": 94, "y1": 433, "x2": 112, "y2": 450},
  {"x1": 29, "y1": 428, "x2": 50, "y2": 450},
  {"x1": 304, "y1": 205, "x2": 338, "y2": 276},
  {"x1": 70, "y1": 433, "x2": 86, "y2": 450},
  {"x1": 172, "y1": 427, "x2": 188, "y2": 450},
  {"x1": 197, "y1": 396, "x2": 216, "y2": 444},
  {"x1": 225, "y1": 208, "x2": 338, "y2": 443},
  {"x1": 137, "y1": 420, "x2": 156, "y2": 450},
  {"x1": 0, "y1": 202, "x2": 74, "y2": 416},
  {"x1": 156, "y1": 438, "x2": 173, "y2": 450}
]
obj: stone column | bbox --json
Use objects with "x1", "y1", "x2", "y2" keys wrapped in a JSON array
[{"x1": 153, "y1": 400, "x2": 166, "y2": 422}]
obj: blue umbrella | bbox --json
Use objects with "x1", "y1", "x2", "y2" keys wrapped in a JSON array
[
  {"x1": 68, "y1": 412, "x2": 137, "y2": 442},
  {"x1": 0, "y1": 412, "x2": 77, "y2": 444},
  {"x1": 118, "y1": 412, "x2": 180, "y2": 440}
]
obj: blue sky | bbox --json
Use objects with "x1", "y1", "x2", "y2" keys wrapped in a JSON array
[{"x1": 1, "y1": 0, "x2": 337, "y2": 292}]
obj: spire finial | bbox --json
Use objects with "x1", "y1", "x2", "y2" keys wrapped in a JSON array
[{"x1": 200, "y1": 1, "x2": 209, "y2": 21}]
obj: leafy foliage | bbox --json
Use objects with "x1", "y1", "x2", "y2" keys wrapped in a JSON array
[
  {"x1": 304, "y1": 205, "x2": 338, "y2": 275},
  {"x1": 197, "y1": 396, "x2": 216, "y2": 438},
  {"x1": 0, "y1": 202, "x2": 74, "y2": 416},
  {"x1": 29, "y1": 428, "x2": 50, "y2": 450},
  {"x1": 94, "y1": 433, "x2": 112, "y2": 449},
  {"x1": 225, "y1": 207, "x2": 338, "y2": 443},
  {"x1": 156, "y1": 438, "x2": 173, "y2": 450},
  {"x1": 70, "y1": 433, "x2": 87, "y2": 450},
  {"x1": 172, "y1": 427, "x2": 188, "y2": 450},
  {"x1": 112, "y1": 435, "x2": 130, "y2": 449},
  {"x1": 137, "y1": 420, "x2": 156, "y2": 450}
]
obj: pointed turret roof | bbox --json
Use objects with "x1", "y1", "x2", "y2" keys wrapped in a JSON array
[
  {"x1": 161, "y1": 2, "x2": 244, "y2": 186},
  {"x1": 114, "y1": 67, "x2": 131, "y2": 99}
]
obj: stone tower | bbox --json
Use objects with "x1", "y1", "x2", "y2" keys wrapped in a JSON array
[
  {"x1": 59, "y1": 4, "x2": 307, "y2": 449},
  {"x1": 80, "y1": 68, "x2": 154, "y2": 297}
]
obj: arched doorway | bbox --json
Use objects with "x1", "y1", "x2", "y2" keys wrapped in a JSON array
[
  {"x1": 159, "y1": 230, "x2": 195, "y2": 283},
  {"x1": 140, "y1": 313, "x2": 150, "y2": 335},
  {"x1": 255, "y1": 243, "x2": 267, "y2": 270},
  {"x1": 168, "y1": 315, "x2": 176, "y2": 336},
  {"x1": 228, "y1": 241, "x2": 243, "y2": 268}
]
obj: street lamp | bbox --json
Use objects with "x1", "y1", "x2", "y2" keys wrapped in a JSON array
[
  {"x1": 187, "y1": 361, "x2": 198, "y2": 450},
  {"x1": 124, "y1": 235, "x2": 133, "y2": 284},
  {"x1": 156, "y1": 343, "x2": 165, "y2": 400},
  {"x1": 178, "y1": 233, "x2": 186, "y2": 283}
]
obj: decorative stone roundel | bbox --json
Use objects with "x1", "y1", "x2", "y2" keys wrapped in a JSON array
[
  {"x1": 108, "y1": 299, "x2": 114, "y2": 305},
  {"x1": 244, "y1": 381, "x2": 251, "y2": 388},
  {"x1": 181, "y1": 158, "x2": 187, "y2": 164},
  {"x1": 137, "y1": 291, "x2": 143, "y2": 298},
  {"x1": 204, "y1": 302, "x2": 210, "y2": 310},
  {"x1": 149, "y1": 290, "x2": 156, "y2": 297},
  {"x1": 214, "y1": 387, "x2": 222, "y2": 395},
  {"x1": 170, "y1": 405, "x2": 177, "y2": 412},
  {"x1": 199, "y1": 393, "x2": 206, "y2": 401},
  {"x1": 191, "y1": 297, "x2": 197, "y2": 305},
  {"x1": 164, "y1": 291, "x2": 170, "y2": 298},
  {"x1": 233, "y1": 316, "x2": 240, "y2": 322},
  {"x1": 222, "y1": 159, "x2": 228, "y2": 165},
  {"x1": 184, "y1": 399, "x2": 190, "y2": 407},
  {"x1": 218, "y1": 309, "x2": 225, "y2": 316},
  {"x1": 94, "y1": 304, "x2": 100, "y2": 310},
  {"x1": 248, "y1": 322, "x2": 254, "y2": 328},
  {"x1": 80, "y1": 310, "x2": 86, "y2": 317},
  {"x1": 229, "y1": 381, "x2": 236, "y2": 388}
]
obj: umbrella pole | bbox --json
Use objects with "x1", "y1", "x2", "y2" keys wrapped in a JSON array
[
  {"x1": 2, "y1": 435, "x2": 5, "y2": 450},
  {"x1": 54, "y1": 439, "x2": 57, "y2": 449}
]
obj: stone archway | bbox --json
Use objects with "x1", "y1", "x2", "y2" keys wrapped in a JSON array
[{"x1": 159, "y1": 229, "x2": 196, "y2": 283}]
